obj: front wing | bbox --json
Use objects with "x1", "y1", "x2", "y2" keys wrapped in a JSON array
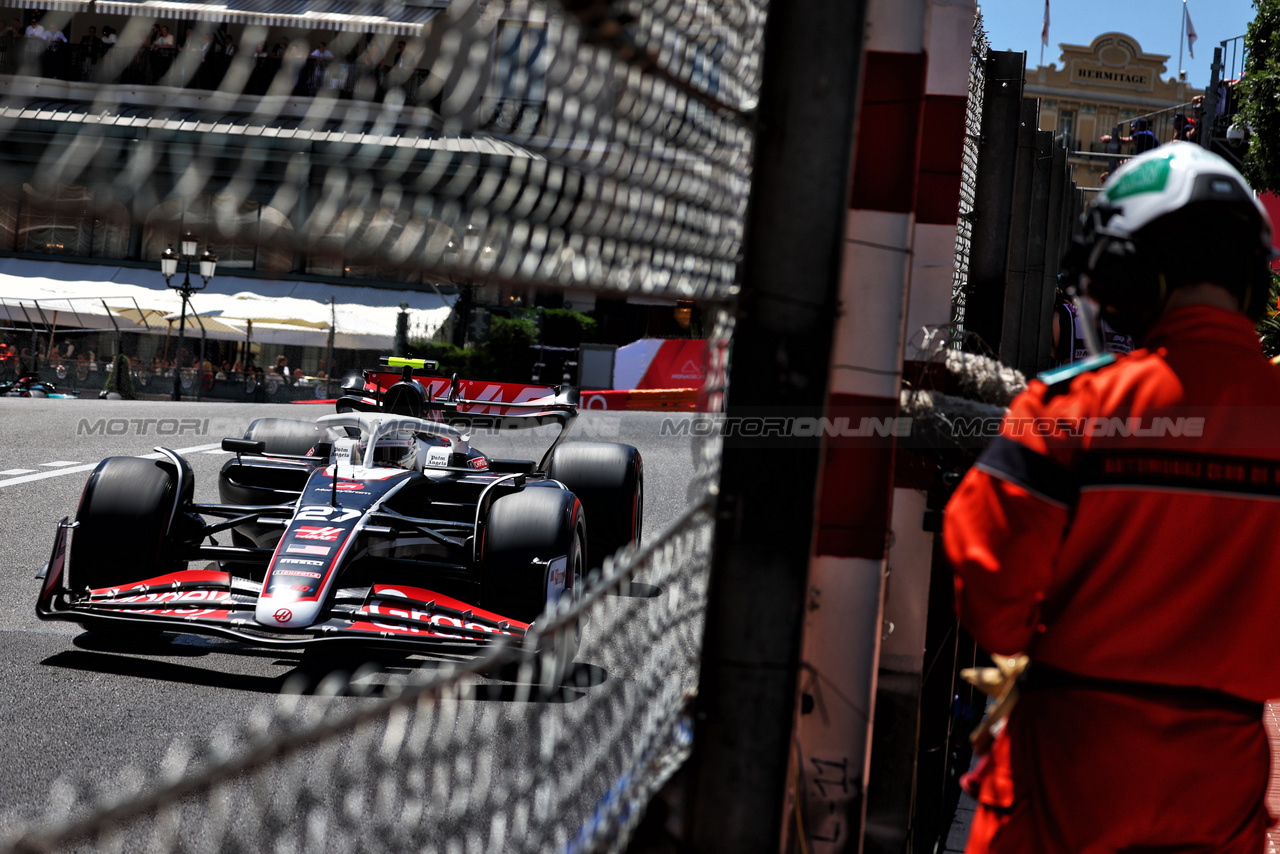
[{"x1": 36, "y1": 519, "x2": 530, "y2": 650}]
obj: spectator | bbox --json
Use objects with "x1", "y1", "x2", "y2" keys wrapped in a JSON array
[
  {"x1": 946, "y1": 143, "x2": 1280, "y2": 852},
  {"x1": 79, "y1": 25, "x2": 101, "y2": 73},
  {"x1": 275, "y1": 354, "x2": 293, "y2": 384},
  {"x1": 1100, "y1": 117, "x2": 1159, "y2": 158},
  {"x1": 1172, "y1": 112, "x2": 1195, "y2": 142},
  {"x1": 252, "y1": 366, "x2": 266, "y2": 401},
  {"x1": 309, "y1": 41, "x2": 332, "y2": 91},
  {"x1": 1128, "y1": 117, "x2": 1158, "y2": 153},
  {"x1": 1051, "y1": 285, "x2": 1132, "y2": 365}
]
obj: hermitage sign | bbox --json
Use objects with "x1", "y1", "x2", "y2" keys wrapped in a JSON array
[
  {"x1": 1073, "y1": 63, "x2": 1150, "y2": 89},
  {"x1": 1042, "y1": 33, "x2": 1174, "y2": 96}
]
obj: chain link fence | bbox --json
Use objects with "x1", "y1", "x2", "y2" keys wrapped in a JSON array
[
  {"x1": 0, "y1": 0, "x2": 761, "y2": 301},
  {"x1": 6, "y1": 484, "x2": 718, "y2": 854},
  {"x1": 949, "y1": 10, "x2": 988, "y2": 342},
  {"x1": 0, "y1": 0, "x2": 759, "y2": 848}
]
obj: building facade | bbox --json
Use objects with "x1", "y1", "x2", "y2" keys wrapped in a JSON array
[{"x1": 1026, "y1": 33, "x2": 1196, "y2": 189}]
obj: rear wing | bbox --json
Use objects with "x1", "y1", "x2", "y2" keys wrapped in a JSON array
[{"x1": 335, "y1": 359, "x2": 579, "y2": 456}]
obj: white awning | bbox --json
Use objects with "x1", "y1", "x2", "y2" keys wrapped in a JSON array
[
  {"x1": 90, "y1": 1, "x2": 445, "y2": 36},
  {"x1": 0, "y1": 258, "x2": 454, "y2": 350},
  {"x1": 10, "y1": 0, "x2": 91, "y2": 10}
]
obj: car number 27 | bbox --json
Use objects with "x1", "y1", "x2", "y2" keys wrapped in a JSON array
[{"x1": 296, "y1": 506, "x2": 362, "y2": 523}]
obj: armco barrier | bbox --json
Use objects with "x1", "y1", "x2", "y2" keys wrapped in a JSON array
[{"x1": 580, "y1": 389, "x2": 700, "y2": 412}]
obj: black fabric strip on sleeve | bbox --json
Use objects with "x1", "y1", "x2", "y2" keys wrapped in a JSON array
[
  {"x1": 1077, "y1": 450, "x2": 1280, "y2": 498},
  {"x1": 974, "y1": 436, "x2": 1079, "y2": 506}
]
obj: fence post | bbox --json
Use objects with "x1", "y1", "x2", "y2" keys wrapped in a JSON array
[
  {"x1": 683, "y1": 0, "x2": 868, "y2": 850},
  {"x1": 1009, "y1": 128, "x2": 1053, "y2": 376},
  {"x1": 962, "y1": 51, "x2": 1025, "y2": 355},
  {"x1": 1201, "y1": 47, "x2": 1222, "y2": 150},
  {"x1": 1038, "y1": 137, "x2": 1070, "y2": 371},
  {"x1": 997, "y1": 98, "x2": 1039, "y2": 368}
]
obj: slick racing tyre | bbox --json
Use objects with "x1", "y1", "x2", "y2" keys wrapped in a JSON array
[
  {"x1": 243, "y1": 418, "x2": 320, "y2": 455},
  {"x1": 73, "y1": 456, "x2": 192, "y2": 635},
  {"x1": 480, "y1": 487, "x2": 585, "y2": 625},
  {"x1": 480, "y1": 487, "x2": 586, "y2": 688},
  {"x1": 546, "y1": 442, "x2": 643, "y2": 570}
]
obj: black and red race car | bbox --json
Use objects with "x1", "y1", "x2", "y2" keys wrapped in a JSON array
[{"x1": 36, "y1": 358, "x2": 643, "y2": 654}]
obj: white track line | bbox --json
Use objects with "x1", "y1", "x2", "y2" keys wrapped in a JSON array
[
  {"x1": 0, "y1": 443, "x2": 224, "y2": 488},
  {"x1": 0, "y1": 468, "x2": 35, "y2": 476},
  {"x1": 39, "y1": 461, "x2": 81, "y2": 467}
]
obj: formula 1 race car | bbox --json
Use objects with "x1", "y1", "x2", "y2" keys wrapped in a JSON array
[
  {"x1": 37, "y1": 358, "x2": 643, "y2": 655},
  {"x1": 1, "y1": 373, "x2": 80, "y2": 398}
]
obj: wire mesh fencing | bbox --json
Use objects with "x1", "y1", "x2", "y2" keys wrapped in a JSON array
[
  {"x1": 0, "y1": 0, "x2": 762, "y2": 302},
  {"x1": 949, "y1": 10, "x2": 988, "y2": 342},
  {"x1": 4, "y1": 444, "x2": 720, "y2": 854},
  {"x1": 0, "y1": 0, "x2": 759, "y2": 848}
]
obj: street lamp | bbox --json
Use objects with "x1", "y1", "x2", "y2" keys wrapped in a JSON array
[{"x1": 160, "y1": 233, "x2": 217, "y2": 401}]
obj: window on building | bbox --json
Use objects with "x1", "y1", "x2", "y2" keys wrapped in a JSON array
[
  {"x1": 143, "y1": 195, "x2": 294, "y2": 272},
  {"x1": 494, "y1": 22, "x2": 548, "y2": 103},
  {"x1": 1057, "y1": 109, "x2": 1075, "y2": 149},
  {"x1": 0, "y1": 184, "x2": 129, "y2": 257},
  {"x1": 305, "y1": 208, "x2": 457, "y2": 283}
]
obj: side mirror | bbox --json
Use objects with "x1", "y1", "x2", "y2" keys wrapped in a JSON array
[{"x1": 222, "y1": 438, "x2": 266, "y2": 454}]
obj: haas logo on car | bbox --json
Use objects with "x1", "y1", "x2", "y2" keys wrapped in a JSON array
[
  {"x1": 273, "y1": 608, "x2": 293, "y2": 623},
  {"x1": 296, "y1": 526, "x2": 342, "y2": 541}
]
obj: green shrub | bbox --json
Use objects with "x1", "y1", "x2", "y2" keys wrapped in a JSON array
[
  {"x1": 487, "y1": 317, "x2": 539, "y2": 382},
  {"x1": 103, "y1": 354, "x2": 136, "y2": 399},
  {"x1": 1239, "y1": 0, "x2": 1280, "y2": 192},
  {"x1": 538, "y1": 309, "x2": 597, "y2": 348}
]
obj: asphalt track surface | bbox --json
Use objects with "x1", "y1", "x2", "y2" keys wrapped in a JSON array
[{"x1": 0, "y1": 398, "x2": 704, "y2": 841}]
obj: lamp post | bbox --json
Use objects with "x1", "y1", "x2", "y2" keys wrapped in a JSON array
[{"x1": 160, "y1": 233, "x2": 216, "y2": 401}]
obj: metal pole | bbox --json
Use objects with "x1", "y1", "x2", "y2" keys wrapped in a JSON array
[
  {"x1": 684, "y1": 0, "x2": 867, "y2": 850},
  {"x1": 326, "y1": 295, "x2": 335, "y2": 399},
  {"x1": 100, "y1": 299, "x2": 121, "y2": 360},
  {"x1": 1201, "y1": 46, "x2": 1222, "y2": 150},
  {"x1": 172, "y1": 265, "x2": 189, "y2": 401},
  {"x1": 1179, "y1": 0, "x2": 1185, "y2": 80},
  {"x1": 195, "y1": 313, "x2": 206, "y2": 402}
]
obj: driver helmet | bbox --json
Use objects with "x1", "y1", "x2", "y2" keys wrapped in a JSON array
[
  {"x1": 357, "y1": 430, "x2": 423, "y2": 469},
  {"x1": 1074, "y1": 141, "x2": 1274, "y2": 337}
]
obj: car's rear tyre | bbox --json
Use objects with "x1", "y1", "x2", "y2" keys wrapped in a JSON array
[
  {"x1": 73, "y1": 456, "x2": 190, "y2": 636},
  {"x1": 243, "y1": 418, "x2": 320, "y2": 455},
  {"x1": 546, "y1": 442, "x2": 642, "y2": 570}
]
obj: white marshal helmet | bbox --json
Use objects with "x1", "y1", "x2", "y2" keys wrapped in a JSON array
[
  {"x1": 1092, "y1": 142, "x2": 1271, "y2": 242},
  {"x1": 1080, "y1": 141, "x2": 1276, "y2": 328}
]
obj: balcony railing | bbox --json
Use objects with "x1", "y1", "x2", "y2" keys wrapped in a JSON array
[{"x1": 0, "y1": 37, "x2": 436, "y2": 103}]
